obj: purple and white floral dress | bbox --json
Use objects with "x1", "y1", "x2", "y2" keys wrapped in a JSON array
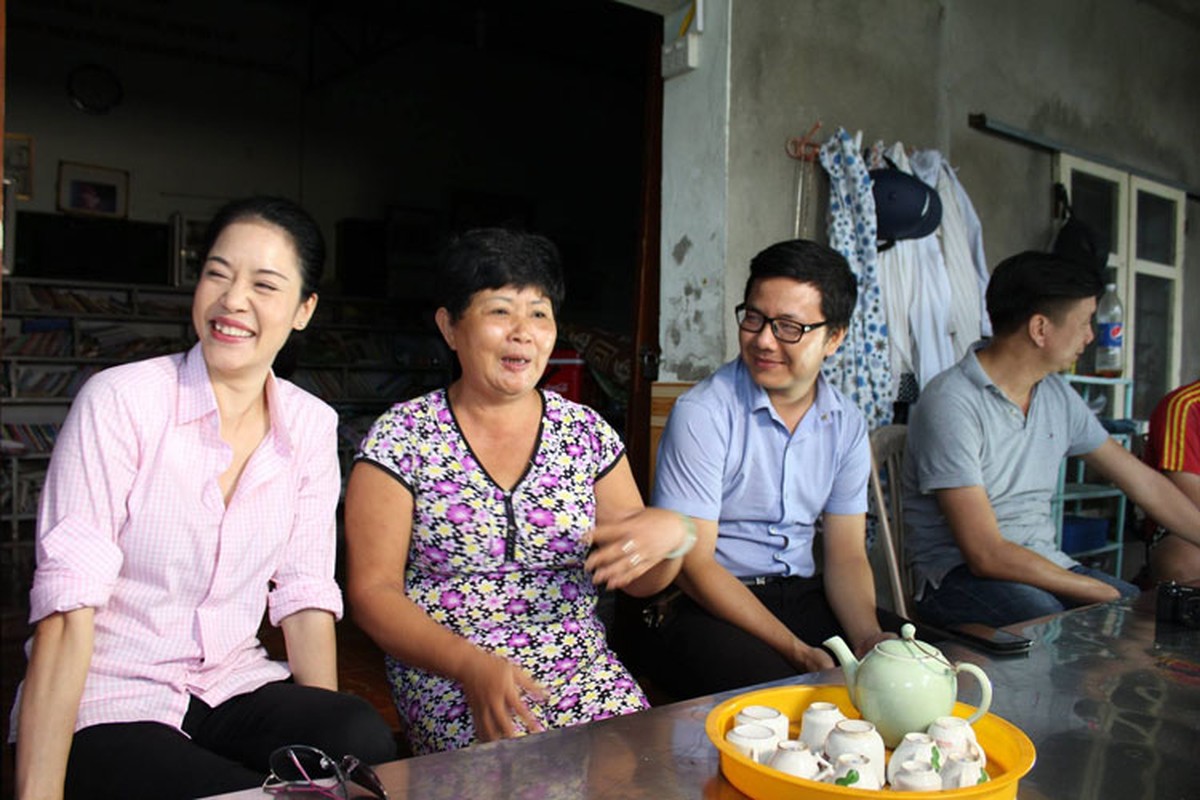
[{"x1": 356, "y1": 388, "x2": 649, "y2": 754}]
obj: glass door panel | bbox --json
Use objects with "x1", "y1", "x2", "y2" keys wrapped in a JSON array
[
  {"x1": 1132, "y1": 273, "x2": 1173, "y2": 419},
  {"x1": 1070, "y1": 171, "x2": 1121, "y2": 264},
  {"x1": 1135, "y1": 189, "x2": 1178, "y2": 265}
]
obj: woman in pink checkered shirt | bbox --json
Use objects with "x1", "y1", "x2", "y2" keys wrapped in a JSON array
[{"x1": 12, "y1": 197, "x2": 395, "y2": 800}]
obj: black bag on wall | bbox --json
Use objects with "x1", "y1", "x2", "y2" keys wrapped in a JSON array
[{"x1": 1051, "y1": 182, "x2": 1109, "y2": 273}]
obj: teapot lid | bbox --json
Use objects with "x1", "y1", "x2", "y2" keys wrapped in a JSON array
[{"x1": 873, "y1": 623, "x2": 945, "y2": 660}]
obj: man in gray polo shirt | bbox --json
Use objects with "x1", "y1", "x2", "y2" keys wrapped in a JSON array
[{"x1": 903, "y1": 251, "x2": 1200, "y2": 628}]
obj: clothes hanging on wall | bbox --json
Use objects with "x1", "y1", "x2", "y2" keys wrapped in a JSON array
[
  {"x1": 864, "y1": 144, "x2": 991, "y2": 397},
  {"x1": 869, "y1": 143, "x2": 955, "y2": 394},
  {"x1": 818, "y1": 127, "x2": 893, "y2": 430},
  {"x1": 909, "y1": 149, "x2": 991, "y2": 357}
]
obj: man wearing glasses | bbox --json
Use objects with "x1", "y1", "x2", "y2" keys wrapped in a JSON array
[{"x1": 630, "y1": 239, "x2": 890, "y2": 698}]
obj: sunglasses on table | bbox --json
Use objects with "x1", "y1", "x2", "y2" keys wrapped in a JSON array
[{"x1": 263, "y1": 745, "x2": 388, "y2": 799}]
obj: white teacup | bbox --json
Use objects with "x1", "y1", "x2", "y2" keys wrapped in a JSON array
[
  {"x1": 927, "y1": 715, "x2": 986, "y2": 766},
  {"x1": 725, "y1": 722, "x2": 780, "y2": 763},
  {"x1": 767, "y1": 740, "x2": 832, "y2": 781},
  {"x1": 891, "y1": 758, "x2": 943, "y2": 792},
  {"x1": 940, "y1": 750, "x2": 988, "y2": 788},
  {"x1": 887, "y1": 731, "x2": 940, "y2": 783},
  {"x1": 827, "y1": 752, "x2": 882, "y2": 790},
  {"x1": 823, "y1": 719, "x2": 886, "y2": 787},
  {"x1": 799, "y1": 701, "x2": 847, "y2": 752},
  {"x1": 735, "y1": 704, "x2": 790, "y2": 741}
]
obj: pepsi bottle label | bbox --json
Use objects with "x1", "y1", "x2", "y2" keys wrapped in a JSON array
[{"x1": 1097, "y1": 322, "x2": 1123, "y2": 348}]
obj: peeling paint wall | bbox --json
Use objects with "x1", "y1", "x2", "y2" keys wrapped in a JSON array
[{"x1": 657, "y1": 0, "x2": 732, "y2": 382}]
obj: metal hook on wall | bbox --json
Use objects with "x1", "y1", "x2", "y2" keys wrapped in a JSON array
[
  {"x1": 787, "y1": 121, "x2": 823, "y2": 238},
  {"x1": 785, "y1": 120, "x2": 823, "y2": 163}
]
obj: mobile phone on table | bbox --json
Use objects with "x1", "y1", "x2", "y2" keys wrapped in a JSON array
[{"x1": 945, "y1": 622, "x2": 1034, "y2": 654}]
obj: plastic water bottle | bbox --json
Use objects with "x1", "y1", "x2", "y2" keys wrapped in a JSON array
[{"x1": 1094, "y1": 283, "x2": 1124, "y2": 377}]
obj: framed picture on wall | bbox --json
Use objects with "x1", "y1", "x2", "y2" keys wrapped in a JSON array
[
  {"x1": 57, "y1": 160, "x2": 129, "y2": 218},
  {"x1": 4, "y1": 133, "x2": 34, "y2": 200}
]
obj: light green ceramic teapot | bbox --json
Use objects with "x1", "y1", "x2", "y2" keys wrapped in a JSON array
[{"x1": 823, "y1": 624, "x2": 992, "y2": 748}]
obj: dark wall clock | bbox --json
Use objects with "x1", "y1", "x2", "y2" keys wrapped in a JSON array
[{"x1": 67, "y1": 64, "x2": 124, "y2": 114}]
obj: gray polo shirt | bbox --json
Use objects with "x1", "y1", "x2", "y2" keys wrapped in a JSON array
[{"x1": 902, "y1": 344, "x2": 1109, "y2": 597}]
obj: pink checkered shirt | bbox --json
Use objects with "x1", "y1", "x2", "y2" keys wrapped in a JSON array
[{"x1": 11, "y1": 344, "x2": 343, "y2": 736}]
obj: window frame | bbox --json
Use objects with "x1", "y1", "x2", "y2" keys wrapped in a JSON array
[{"x1": 1054, "y1": 155, "x2": 1186, "y2": 419}]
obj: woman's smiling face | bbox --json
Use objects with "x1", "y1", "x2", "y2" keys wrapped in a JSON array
[{"x1": 192, "y1": 219, "x2": 316, "y2": 381}]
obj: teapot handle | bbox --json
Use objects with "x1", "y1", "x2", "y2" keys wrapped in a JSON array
[{"x1": 954, "y1": 663, "x2": 993, "y2": 724}]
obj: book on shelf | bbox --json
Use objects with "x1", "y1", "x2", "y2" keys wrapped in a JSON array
[
  {"x1": 22, "y1": 286, "x2": 131, "y2": 315},
  {"x1": 1, "y1": 424, "x2": 61, "y2": 454},
  {"x1": 136, "y1": 297, "x2": 192, "y2": 318},
  {"x1": 3, "y1": 329, "x2": 73, "y2": 357},
  {"x1": 304, "y1": 330, "x2": 391, "y2": 365},
  {"x1": 12, "y1": 364, "x2": 99, "y2": 397},
  {"x1": 13, "y1": 465, "x2": 49, "y2": 514},
  {"x1": 79, "y1": 325, "x2": 189, "y2": 359}
]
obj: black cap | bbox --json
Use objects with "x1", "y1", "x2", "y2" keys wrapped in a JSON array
[{"x1": 870, "y1": 168, "x2": 942, "y2": 251}]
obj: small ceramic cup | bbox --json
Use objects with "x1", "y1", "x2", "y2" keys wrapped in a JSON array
[
  {"x1": 887, "y1": 731, "x2": 941, "y2": 784},
  {"x1": 725, "y1": 722, "x2": 780, "y2": 764},
  {"x1": 735, "y1": 704, "x2": 790, "y2": 741},
  {"x1": 799, "y1": 701, "x2": 847, "y2": 753},
  {"x1": 926, "y1": 715, "x2": 984, "y2": 764},
  {"x1": 823, "y1": 719, "x2": 886, "y2": 787},
  {"x1": 827, "y1": 753, "x2": 882, "y2": 790},
  {"x1": 940, "y1": 750, "x2": 989, "y2": 788},
  {"x1": 767, "y1": 740, "x2": 832, "y2": 781},
  {"x1": 890, "y1": 758, "x2": 944, "y2": 792}
]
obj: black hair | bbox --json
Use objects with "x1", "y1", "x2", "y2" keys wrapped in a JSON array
[
  {"x1": 200, "y1": 196, "x2": 325, "y2": 299},
  {"x1": 436, "y1": 228, "x2": 565, "y2": 321},
  {"x1": 744, "y1": 239, "x2": 858, "y2": 331},
  {"x1": 986, "y1": 251, "x2": 1105, "y2": 337}
]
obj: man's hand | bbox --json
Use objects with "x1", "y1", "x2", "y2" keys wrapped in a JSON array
[
  {"x1": 853, "y1": 630, "x2": 897, "y2": 658},
  {"x1": 787, "y1": 638, "x2": 836, "y2": 673}
]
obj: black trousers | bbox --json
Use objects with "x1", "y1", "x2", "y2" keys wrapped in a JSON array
[
  {"x1": 616, "y1": 576, "x2": 847, "y2": 702},
  {"x1": 62, "y1": 681, "x2": 396, "y2": 800}
]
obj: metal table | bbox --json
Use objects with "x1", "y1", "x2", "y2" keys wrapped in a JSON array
[{"x1": 215, "y1": 593, "x2": 1200, "y2": 799}]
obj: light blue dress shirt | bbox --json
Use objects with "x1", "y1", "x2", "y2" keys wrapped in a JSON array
[{"x1": 652, "y1": 358, "x2": 870, "y2": 578}]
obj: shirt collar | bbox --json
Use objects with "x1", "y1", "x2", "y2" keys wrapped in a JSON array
[
  {"x1": 176, "y1": 342, "x2": 293, "y2": 455},
  {"x1": 961, "y1": 340, "x2": 994, "y2": 390},
  {"x1": 963, "y1": 339, "x2": 1040, "y2": 410},
  {"x1": 178, "y1": 343, "x2": 217, "y2": 425}
]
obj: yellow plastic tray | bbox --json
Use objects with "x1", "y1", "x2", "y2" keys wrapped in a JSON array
[{"x1": 705, "y1": 684, "x2": 1036, "y2": 798}]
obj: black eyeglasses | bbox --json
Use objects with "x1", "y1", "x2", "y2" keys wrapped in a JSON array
[
  {"x1": 735, "y1": 304, "x2": 828, "y2": 344},
  {"x1": 263, "y1": 745, "x2": 388, "y2": 799}
]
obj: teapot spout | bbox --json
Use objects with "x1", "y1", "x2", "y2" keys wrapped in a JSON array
[{"x1": 822, "y1": 634, "x2": 859, "y2": 687}]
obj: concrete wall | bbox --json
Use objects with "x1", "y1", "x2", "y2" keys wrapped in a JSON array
[
  {"x1": 658, "y1": 0, "x2": 1200, "y2": 385},
  {"x1": 657, "y1": 0, "x2": 733, "y2": 380}
]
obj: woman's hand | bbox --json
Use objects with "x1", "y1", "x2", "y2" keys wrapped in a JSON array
[
  {"x1": 584, "y1": 507, "x2": 691, "y2": 590},
  {"x1": 459, "y1": 648, "x2": 547, "y2": 743}
]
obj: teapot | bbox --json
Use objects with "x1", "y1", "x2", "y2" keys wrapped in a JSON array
[{"x1": 823, "y1": 624, "x2": 992, "y2": 748}]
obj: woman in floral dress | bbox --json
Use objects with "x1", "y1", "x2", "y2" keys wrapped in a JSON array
[{"x1": 344, "y1": 228, "x2": 695, "y2": 754}]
